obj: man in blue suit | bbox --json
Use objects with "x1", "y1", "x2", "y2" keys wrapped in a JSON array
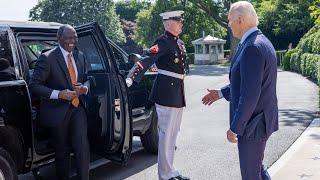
[{"x1": 202, "y1": 1, "x2": 278, "y2": 180}]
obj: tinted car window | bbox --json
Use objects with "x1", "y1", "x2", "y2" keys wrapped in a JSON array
[
  {"x1": 109, "y1": 44, "x2": 128, "y2": 70},
  {"x1": 21, "y1": 41, "x2": 57, "y2": 69},
  {"x1": 77, "y1": 35, "x2": 107, "y2": 72}
]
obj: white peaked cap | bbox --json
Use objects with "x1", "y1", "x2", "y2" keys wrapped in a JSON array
[{"x1": 159, "y1": 10, "x2": 184, "y2": 20}]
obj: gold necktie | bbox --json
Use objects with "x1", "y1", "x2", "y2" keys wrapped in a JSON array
[{"x1": 67, "y1": 53, "x2": 79, "y2": 107}]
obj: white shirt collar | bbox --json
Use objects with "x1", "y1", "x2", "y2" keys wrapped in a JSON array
[
  {"x1": 59, "y1": 45, "x2": 72, "y2": 58},
  {"x1": 240, "y1": 27, "x2": 258, "y2": 44}
]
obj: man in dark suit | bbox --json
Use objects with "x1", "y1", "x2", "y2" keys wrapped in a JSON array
[
  {"x1": 29, "y1": 25, "x2": 90, "y2": 180},
  {"x1": 126, "y1": 11, "x2": 189, "y2": 180},
  {"x1": 202, "y1": 1, "x2": 278, "y2": 180}
]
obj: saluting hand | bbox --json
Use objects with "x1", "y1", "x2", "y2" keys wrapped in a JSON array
[
  {"x1": 202, "y1": 89, "x2": 220, "y2": 105},
  {"x1": 58, "y1": 89, "x2": 78, "y2": 101}
]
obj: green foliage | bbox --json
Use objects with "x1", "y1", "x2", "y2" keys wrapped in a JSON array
[
  {"x1": 282, "y1": 49, "x2": 297, "y2": 70},
  {"x1": 300, "y1": 53, "x2": 320, "y2": 80},
  {"x1": 309, "y1": 0, "x2": 320, "y2": 25},
  {"x1": 289, "y1": 51, "x2": 301, "y2": 73},
  {"x1": 282, "y1": 24, "x2": 320, "y2": 85},
  {"x1": 186, "y1": 53, "x2": 194, "y2": 64},
  {"x1": 29, "y1": 0, "x2": 125, "y2": 44},
  {"x1": 257, "y1": 0, "x2": 314, "y2": 49},
  {"x1": 135, "y1": 0, "x2": 227, "y2": 50},
  {"x1": 135, "y1": 7, "x2": 154, "y2": 47},
  {"x1": 115, "y1": 0, "x2": 152, "y2": 21}
]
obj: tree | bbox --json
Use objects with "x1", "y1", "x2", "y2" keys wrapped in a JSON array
[
  {"x1": 187, "y1": 0, "x2": 239, "y2": 52},
  {"x1": 257, "y1": 0, "x2": 314, "y2": 49},
  {"x1": 29, "y1": 0, "x2": 125, "y2": 44},
  {"x1": 188, "y1": 0, "x2": 314, "y2": 50},
  {"x1": 309, "y1": 0, "x2": 320, "y2": 25},
  {"x1": 115, "y1": 0, "x2": 152, "y2": 22},
  {"x1": 135, "y1": 0, "x2": 227, "y2": 51}
]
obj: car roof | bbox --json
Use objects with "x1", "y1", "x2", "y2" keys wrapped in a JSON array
[{"x1": 0, "y1": 20, "x2": 62, "y2": 30}]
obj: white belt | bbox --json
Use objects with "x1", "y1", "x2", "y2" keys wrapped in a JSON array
[{"x1": 157, "y1": 69, "x2": 185, "y2": 80}]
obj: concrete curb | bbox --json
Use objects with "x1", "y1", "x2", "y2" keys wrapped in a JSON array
[{"x1": 268, "y1": 118, "x2": 320, "y2": 177}]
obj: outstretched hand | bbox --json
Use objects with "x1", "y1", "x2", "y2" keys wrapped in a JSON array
[{"x1": 202, "y1": 89, "x2": 220, "y2": 105}]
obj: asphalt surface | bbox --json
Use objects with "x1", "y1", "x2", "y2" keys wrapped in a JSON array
[{"x1": 20, "y1": 65, "x2": 319, "y2": 180}]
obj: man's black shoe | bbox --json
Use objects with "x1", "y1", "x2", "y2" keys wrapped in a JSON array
[
  {"x1": 175, "y1": 175, "x2": 190, "y2": 180},
  {"x1": 169, "y1": 178, "x2": 177, "y2": 180}
]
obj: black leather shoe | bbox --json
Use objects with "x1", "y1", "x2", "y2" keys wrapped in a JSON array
[
  {"x1": 169, "y1": 178, "x2": 177, "y2": 180},
  {"x1": 175, "y1": 175, "x2": 190, "y2": 180}
]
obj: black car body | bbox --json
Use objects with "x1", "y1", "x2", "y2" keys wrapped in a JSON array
[{"x1": 0, "y1": 21, "x2": 158, "y2": 179}]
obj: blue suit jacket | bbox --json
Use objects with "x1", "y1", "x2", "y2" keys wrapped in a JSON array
[{"x1": 221, "y1": 30, "x2": 278, "y2": 140}]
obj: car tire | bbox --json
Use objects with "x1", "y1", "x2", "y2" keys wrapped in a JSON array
[
  {"x1": 140, "y1": 107, "x2": 158, "y2": 154},
  {"x1": 0, "y1": 148, "x2": 18, "y2": 180}
]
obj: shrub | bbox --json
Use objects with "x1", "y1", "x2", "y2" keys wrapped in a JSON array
[
  {"x1": 281, "y1": 49, "x2": 297, "y2": 70},
  {"x1": 187, "y1": 53, "x2": 194, "y2": 64},
  {"x1": 290, "y1": 51, "x2": 302, "y2": 73},
  {"x1": 300, "y1": 53, "x2": 320, "y2": 82}
]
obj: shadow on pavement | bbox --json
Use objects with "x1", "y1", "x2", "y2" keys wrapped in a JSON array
[
  {"x1": 279, "y1": 109, "x2": 318, "y2": 127},
  {"x1": 90, "y1": 149, "x2": 157, "y2": 180},
  {"x1": 309, "y1": 133, "x2": 320, "y2": 140},
  {"x1": 188, "y1": 65, "x2": 229, "y2": 76}
]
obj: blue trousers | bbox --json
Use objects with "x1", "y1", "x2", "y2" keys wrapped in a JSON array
[{"x1": 237, "y1": 137, "x2": 271, "y2": 180}]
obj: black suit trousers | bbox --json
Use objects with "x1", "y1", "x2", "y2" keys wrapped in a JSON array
[{"x1": 50, "y1": 105, "x2": 90, "y2": 180}]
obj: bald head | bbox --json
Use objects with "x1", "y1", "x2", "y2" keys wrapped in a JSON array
[
  {"x1": 229, "y1": 1, "x2": 259, "y2": 27},
  {"x1": 57, "y1": 24, "x2": 78, "y2": 52},
  {"x1": 228, "y1": 1, "x2": 259, "y2": 39}
]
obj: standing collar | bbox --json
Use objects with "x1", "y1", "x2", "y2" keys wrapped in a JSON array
[{"x1": 240, "y1": 27, "x2": 258, "y2": 44}]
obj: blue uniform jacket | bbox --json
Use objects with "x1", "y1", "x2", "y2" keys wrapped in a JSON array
[{"x1": 221, "y1": 30, "x2": 278, "y2": 139}]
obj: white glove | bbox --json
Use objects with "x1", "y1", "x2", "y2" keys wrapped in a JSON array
[{"x1": 126, "y1": 78, "x2": 133, "y2": 87}]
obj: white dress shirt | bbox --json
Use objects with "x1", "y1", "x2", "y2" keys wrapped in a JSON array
[{"x1": 50, "y1": 46, "x2": 80, "y2": 99}]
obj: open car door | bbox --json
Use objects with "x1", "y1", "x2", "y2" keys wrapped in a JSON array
[{"x1": 75, "y1": 22, "x2": 132, "y2": 163}]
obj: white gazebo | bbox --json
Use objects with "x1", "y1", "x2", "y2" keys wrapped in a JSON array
[{"x1": 192, "y1": 32, "x2": 226, "y2": 65}]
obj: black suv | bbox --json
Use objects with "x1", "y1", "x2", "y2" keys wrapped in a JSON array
[{"x1": 0, "y1": 21, "x2": 158, "y2": 179}]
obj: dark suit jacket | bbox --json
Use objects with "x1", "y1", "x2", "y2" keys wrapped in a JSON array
[
  {"x1": 221, "y1": 30, "x2": 278, "y2": 140},
  {"x1": 29, "y1": 47, "x2": 89, "y2": 127}
]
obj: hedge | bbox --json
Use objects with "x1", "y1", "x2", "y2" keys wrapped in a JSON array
[
  {"x1": 281, "y1": 24, "x2": 320, "y2": 86},
  {"x1": 281, "y1": 49, "x2": 297, "y2": 71},
  {"x1": 300, "y1": 53, "x2": 320, "y2": 80}
]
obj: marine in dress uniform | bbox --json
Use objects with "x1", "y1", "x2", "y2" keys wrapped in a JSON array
[{"x1": 126, "y1": 11, "x2": 190, "y2": 180}]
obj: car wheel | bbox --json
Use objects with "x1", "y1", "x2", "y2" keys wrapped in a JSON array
[
  {"x1": 0, "y1": 148, "x2": 18, "y2": 180},
  {"x1": 140, "y1": 106, "x2": 158, "y2": 154}
]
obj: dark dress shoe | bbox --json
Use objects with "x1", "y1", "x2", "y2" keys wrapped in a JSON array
[
  {"x1": 175, "y1": 175, "x2": 190, "y2": 180},
  {"x1": 169, "y1": 178, "x2": 177, "y2": 180}
]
